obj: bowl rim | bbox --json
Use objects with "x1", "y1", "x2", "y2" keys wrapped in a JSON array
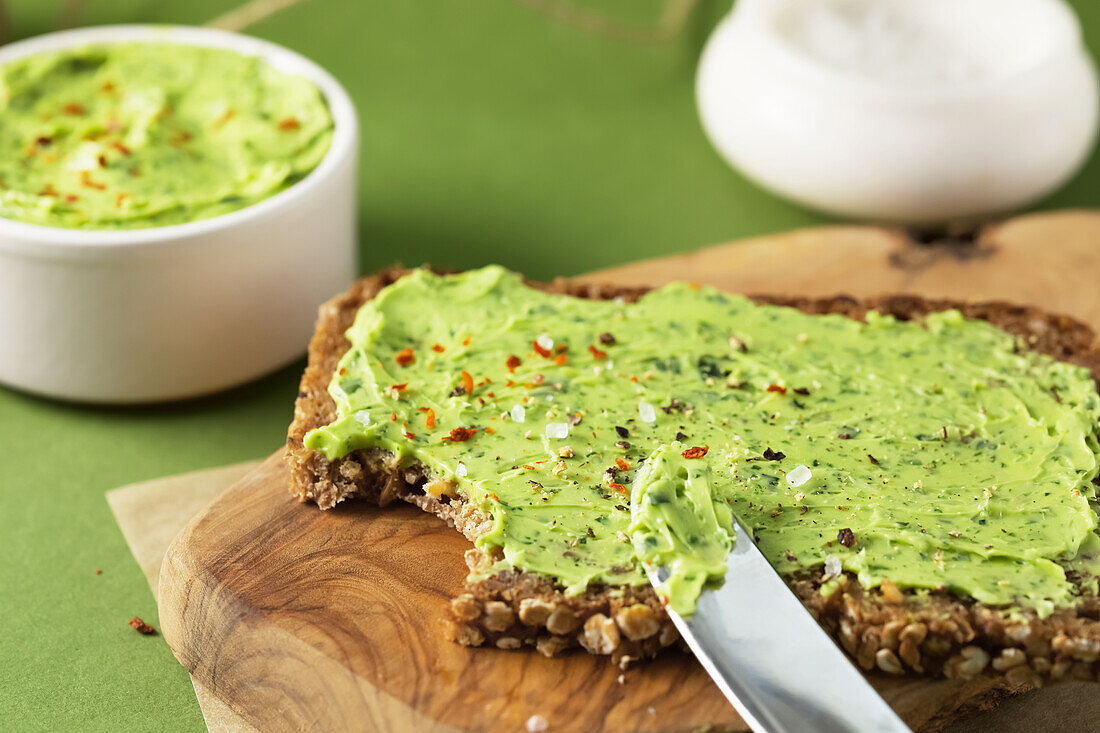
[{"x1": 0, "y1": 24, "x2": 358, "y2": 249}]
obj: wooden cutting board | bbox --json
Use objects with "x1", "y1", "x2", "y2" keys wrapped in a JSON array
[{"x1": 159, "y1": 210, "x2": 1100, "y2": 733}]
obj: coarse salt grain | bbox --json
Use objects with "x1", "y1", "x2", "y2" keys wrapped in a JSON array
[
  {"x1": 536, "y1": 333, "x2": 554, "y2": 351},
  {"x1": 546, "y1": 422, "x2": 569, "y2": 439},
  {"x1": 456, "y1": 462, "x2": 467, "y2": 478},
  {"x1": 638, "y1": 401, "x2": 656, "y2": 423},
  {"x1": 824, "y1": 555, "x2": 842, "y2": 579},
  {"x1": 526, "y1": 714, "x2": 549, "y2": 733},
  {"x1": 510, "y1": 404, "x2": 526, "y2": 423},
  {"x1": 786, "y1": 464, "x2": 812, "y2": 487},
  {"x1": 353, "y1": 410, "x2": 371, "y2": 426}
]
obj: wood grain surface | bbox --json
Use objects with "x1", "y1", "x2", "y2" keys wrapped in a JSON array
[
  {"x1": 589, "y1": 210, "x2": 1100, "y2": 329},
  {"x1": 159, "y1": 210, "x2": 1100, "y2": 732}
]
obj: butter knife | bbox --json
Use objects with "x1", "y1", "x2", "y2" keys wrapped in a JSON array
[{"x1": 645, "y1": 518, "x2": 911, "y2": 733}]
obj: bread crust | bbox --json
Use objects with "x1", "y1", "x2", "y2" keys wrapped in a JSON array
[{"x1": 286, "y1": 267, "x2": 1100, "y2": 682}]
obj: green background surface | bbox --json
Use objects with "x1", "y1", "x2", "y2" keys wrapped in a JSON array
[{"x1": 1, "y1": 1, "x2": 1099, "y2": 730}]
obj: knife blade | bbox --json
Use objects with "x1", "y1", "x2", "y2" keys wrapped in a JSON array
[{"x1": 645, "y1": 518, "x2": 911, "y2": 733}]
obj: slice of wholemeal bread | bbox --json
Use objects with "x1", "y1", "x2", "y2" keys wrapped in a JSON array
[{"x1": 287, "y1": 267, "x2": 1100, "y2": 683}]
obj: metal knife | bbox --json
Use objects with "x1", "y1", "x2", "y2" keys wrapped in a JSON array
[{"x1": 645, "y1": 518, "x2": 912, "y2": 733}]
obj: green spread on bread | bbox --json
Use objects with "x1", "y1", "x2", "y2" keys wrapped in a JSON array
[
  {"x1": 305, "y1": 266, "x2": 1100, "y2": 616},
  {"x1": 0, "y1": 42, "x2": 333, "y2": 229}
]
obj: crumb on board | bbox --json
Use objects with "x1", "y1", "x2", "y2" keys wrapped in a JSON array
[
  {"x1": 525, "y1": 713, "x2": 549, "y2": 732},
  {"x1": 94, "y1": 568, "x2": 102, "y2": 575},
  {"x1": 128, "y1": 617, "x2": 156, "y2": 635}
]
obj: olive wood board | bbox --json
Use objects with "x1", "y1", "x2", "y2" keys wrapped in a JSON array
[{"x1": 159, "y1": 209, "x2": 1100, "y2": 732}]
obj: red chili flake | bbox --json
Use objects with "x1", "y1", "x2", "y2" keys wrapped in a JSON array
[
  {"x1": 432, "y1": 343, "x2": 445, "y2": 353},
  {"x1": 115, "y1": 193, "x2": 128, "y2": 208},
  {"x1": 486, "y1": 391, "x2": 495, "y2": 398},
  {"x1": 402, "y1": 424, "x2": 416, "y2": 439},
  {"x1": 533, "y1": 341, "x2": 552, "y2": 359},
  {"x1": 506, "y1": 380, "x2": 515, "y2": 387},
  {"x1": 554, "y1": 353, "x2": 567, "y2": 366},
  {"x1": 94, "y1": 568, "x2": 102, "y2": 575},
  {"x1": 506, "y1": 355, "x2": 521, "y2": 373},
  {"x1": 424, "y1": 408, "x2": 436, "y2": 428},
  {"x1": 837, "y1": 528, "x2": 856, "y2": 548},
  {"x1": 557, "y1": 344, "x2": 568, "y2": 353},
  {"x1": 79, "y1": 171, "x2": 106, "y2": 190},
  {"x1": 100, "y1": 81, "x2": 116, "y2": 94},
  {"x1": 390, "y1": 383, "x2": 408, "y2": 392},
  {"x1": 97, "y1": 154, "x2": 107, "y2": 168},
  {"x1": 277, "y1": 116, "x2": 301, "y2": 131},
  {"x1": 609, "y1": 482, "x2": 627, "y2": 496},
  {"x1": 462, "y1": 336, "x2": 472, "y2": 346},
  {"x1": 478, "y1": 377, "x2": 492, "y2": 386},
  {"x1": 445, "y1": 427, "x2": 478, "y2": 442},
  {"x1": 111, "y1": 141, "x2": 132, "y2": 156},
  {"x1": 767, "y1": 384, "x2": 787, "y2": 395},
  {"x1": 681, "y1": 446, "x2": 709, "y2": 459},
  {"x1": 390, "y1": 412, "x2": 397, "y2": 422},
  {"x1": 523, "y1": 464, "x2": 536, "y2": 470},
  {"x1": 338, "y1": 367, "x2": 347, "y2": 376},
  {"x1": 484, "y1": 426, "x2": 495, "y2": 434},
  {"x1": 461, "y1": 370, "x2": 474, "y2": 397},
  {"x1": 64, "y1": 194, "x2": 79, "y2": 203},
  {"x1": 62, "y1": 102, "x2": 85, "y2": 116},
  {"x1": 487, "y1": 493, "x2": 500, "y2": 502},
  {"x1": 629, "y1": 376, "x2": 639, "y2": 383},
  {"x1": 615, "y1": 458, "x2": 630, "y2": 471},
  {"x1": 128, "y1": 617, "x2": 156, "y2": 635},
  {"x1": 588, "y1": 344, "x2": 608, "y2": 359},
  {"x1": 395, "y1": 347, "x2": 415, "y2": 366}
]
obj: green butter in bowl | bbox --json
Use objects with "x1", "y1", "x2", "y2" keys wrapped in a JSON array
[
  {"x1": 0, "y1": 25, "x2": 358, "y2": 403},
  {"x1": 0, "y1": 42, "x2": 334, "y2": 229}
]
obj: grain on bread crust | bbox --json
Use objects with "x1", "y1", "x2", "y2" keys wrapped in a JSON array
[{"x1": 286, "y1": 266, "x2": 1100, "y2": 684}]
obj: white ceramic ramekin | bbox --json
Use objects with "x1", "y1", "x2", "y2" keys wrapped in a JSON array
[
  {"x1": 0, "y1": 25, "x2": 358, "y2": 403},
  {"x1": 696, "y1": 0, "x2": 1099, "y2": 223}
]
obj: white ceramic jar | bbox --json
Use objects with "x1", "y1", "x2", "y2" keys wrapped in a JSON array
[
  {"x1": 0, "y1": 25, "x2": 359, "y2": 403},
  {"x1": 696, "y1": 0, "x2": 1099, "y2": 223}
]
